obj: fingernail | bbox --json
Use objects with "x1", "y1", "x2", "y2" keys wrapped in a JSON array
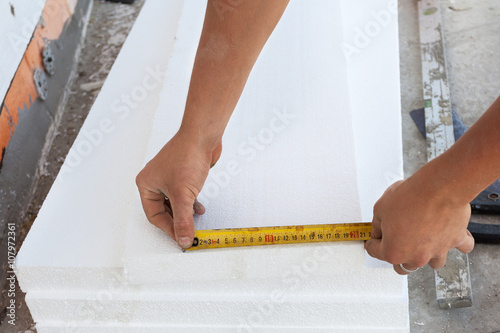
[{"x1": 178, "y1": 237, "x2": 192, "y2": 249}]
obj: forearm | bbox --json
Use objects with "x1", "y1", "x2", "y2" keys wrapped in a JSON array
[
  {"x1": 179, "y1": 0, "x2": 289, "y2": 150},
  {"x1": 413, "y1": 95, "x2": 500, "y2": 204},
  {"x1": 365, "y1": 96, "x2": 498, "y2": 272}
]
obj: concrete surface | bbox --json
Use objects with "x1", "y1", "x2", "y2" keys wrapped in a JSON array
[{"x1": 399, "y1": 0, "x2": 500, "y2": 331}]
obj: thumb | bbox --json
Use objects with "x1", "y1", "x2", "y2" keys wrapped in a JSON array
[{"x1": 170, "y1": 195, "x2": 196, "y2": 249}]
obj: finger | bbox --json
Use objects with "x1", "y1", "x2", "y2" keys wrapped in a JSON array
[
  {"x1": 428, "y1": 255, "x2": 447, "y2": 269},
  {"x1": 194, "y1": 199, "x2": 206, "y2": 215},
  {"x1": 456, "y1": 229, "x2": 475, "y2": 254},
  {"x1": 370, "y1": 216, "x2": 382, "y2": 239},
  {"x1": 170, "y1": 195, "x2": 196, "y2": 249},
  {"x1": 138, "y1": 188, "x2": 175, "y2": 239},
  {"x1": 370, "y1": 202, "x2": 383, "y2": 239},
  {"x1": 364, "y1": 238, "x2": 384, "y2": 261},
  {"x1": 393, "y1": 263, "x2": 421, "y2": 276}
]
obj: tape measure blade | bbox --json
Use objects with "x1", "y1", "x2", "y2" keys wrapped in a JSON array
[{"x1": 187, "y1": 223, "x2": 372, "y2": 251}]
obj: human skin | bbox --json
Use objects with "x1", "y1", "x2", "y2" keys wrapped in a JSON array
[
  {"x1": 135, "y1": 0, "x2": 290, "y2": 249},
  {"x1": 136, "y1": 0, "x2": 499, "y2": 274},
  {"x1": 364, "y1": 96, "x2": 500, "y2": 274}
]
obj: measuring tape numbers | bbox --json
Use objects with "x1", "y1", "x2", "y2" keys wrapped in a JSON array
[{"x1": 186, "y1": 223, "x2": 372, "y2": 251}]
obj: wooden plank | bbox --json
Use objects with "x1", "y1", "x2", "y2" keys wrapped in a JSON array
[{"x1": 417, "y1": 0, "x2": 472, "y2": 309}]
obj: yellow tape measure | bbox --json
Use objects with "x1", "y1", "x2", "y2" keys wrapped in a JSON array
[{"x1": 186, "y1": 223, "x2": 372, "y2": 251}]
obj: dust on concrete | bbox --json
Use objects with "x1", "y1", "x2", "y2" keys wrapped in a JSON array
[
  {"x1": 400, "y1": 0, "x2": 500, "y2": 331},
  {"x1": 0, "y1": 0, "x2": 144, "y2": 331}
]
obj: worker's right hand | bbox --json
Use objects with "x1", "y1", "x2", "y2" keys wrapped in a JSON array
[
  {"x1": 136, "y1": 130, "x2": 222, "y2": 249},
  {"x1": 364, "y1": 176, "x2": 475, "y2": 275}
]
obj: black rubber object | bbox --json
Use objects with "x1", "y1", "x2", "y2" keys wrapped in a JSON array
[
  {"x1": 105, "y1": 0, "x2": 136, "y2": 4},
  {"x1": 468, "y1": 222, "x2": 500, "y2": 244},
  {"x1": 410, "y1": 107, "x2": 500, "y2": 213}
]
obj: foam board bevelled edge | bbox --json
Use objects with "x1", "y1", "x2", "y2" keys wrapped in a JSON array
[
  {"x1": 35, "y1": 324, "x2": 410, "y2": 333},
  {"x1": 15, "y1": 267, "x2": 126, "y2": 292},
  {"x1": 123, "y1": 205, "x2": 367, "y2": 284},
  {"x1": 27, "y1": 296, "x2": 408, "y2": 328},
  {"x1": 21, "y1": 266, "x2": 407, "y2": 302},
  {"x1": 341, "y1": 0, "x2": 404, "y2": 222},
  {"x1": 123, "y1": 206, "x2": 405, "y2": 297},
  {"x1": 340, "y1": 0, "x2": 404, "y2": 270},
  {"x1": 15, "y1": 0, "x2": 184, "y2": 292}
]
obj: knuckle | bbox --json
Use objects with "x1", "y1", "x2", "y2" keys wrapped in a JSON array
[
  {"x1": 385, "y1": 253, "x2": 402, "y2": 265},
  {"x1": 429, "y1": 260, "x2": 445, "y2": 269},
  {"x1": 373, "y1": 200, "x2": 382, "y2": 213},
  {"x1": 148, "y1": 218, "x2": 161, "y2": 228},
  {"x1": 173, "y1": 218, "x2": 193, "y2": 230},
  {"x1": 452, "y1": 235, "x2": 464, "y2": 246},
  {"x1": 435, "y1": 250, "x2": 448, "y2": 258},
  {"x1": 364, "y1": 243, "x2": 375, "y2": 257},
  {"x1": 170, "y1": 187, "x2": 191, "y2": 202},
  {"x1": 135, "y1": 171, "x2": 145, "y2": 187},
  {"x1": 412, "y1": 252, "x2": 430, "y2": 267},
  {"x1": 413, "y1": 257, "x2": 429, "y2": 268}
]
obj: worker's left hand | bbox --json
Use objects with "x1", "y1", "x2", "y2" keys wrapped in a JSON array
[
  {"x1": 364, "y1": 177, "x2": 475, "y2": 275},
  {"x1": 135, "y1": 130, "x2": 222, "y2": 249}
]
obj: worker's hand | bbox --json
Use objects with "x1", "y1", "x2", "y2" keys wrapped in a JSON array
[
  {"x1": 136, "y1": 130, "x2": 222, "y2": 249},
  {"x1": 364, "y1": 176, "x2": 475, "y2": 275}
]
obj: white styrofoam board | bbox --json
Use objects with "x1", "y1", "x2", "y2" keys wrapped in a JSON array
[
  {"x1": 15, "y1": 0, "x2": 185, "y2": 291},
  {"x1": 339, "y1": 0, "x2": 404, "y2": 270},
  {"x1": 34, "y1": 324, "x2": 409, "y2": 333},
  {"x1": 0, "y1": 0, "x2": 46, "y2": 102},
  {"x1": 24, "y1": 270, "x2": 407, "y2": 327},
  {"x1": 27, "y1": 297, "x2": 408, "y2": 328},
  {"x1": 22, "y1": 244, "x2": 407, "y2": 326},
  {"x1": 122, "y1": 0, "x2": 363, "y2": 284},
  {"x1": 24, "y1": 263, "x2": 405, "y2": 301},
  {"x1": 21, "y1": 243, "x2": 405, "y2": 297},
  {"x1": 341, "y1": 0, "x2": 403, "y2": 221},
  {"x1": 118, "y1": 0, "x2": 407, "y2": 329},
  {"x1": 15, "y1": 0, "x2": 408, "y2": 330}
]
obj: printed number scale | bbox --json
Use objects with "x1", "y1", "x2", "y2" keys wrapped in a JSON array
[{"x1": 186, "y1": 223, "x2": 372, "y2": 251}]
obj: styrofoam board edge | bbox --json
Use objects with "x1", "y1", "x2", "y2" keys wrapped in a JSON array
[
  {"x1": 15, "y1": 267, "x2": 125, "y2": 293},
  {"x1": 35, "y1": 323, "x2": 410, "y2": 333},
  {"x1": 27, "y1": 298, "x2": 408, "y2": 328},
  {"x1": 24, "y1": 280, "x2": 408, "y2": 302},
  {"x1": 15, "y1": 0, "x2": 184, "y2": 286}
]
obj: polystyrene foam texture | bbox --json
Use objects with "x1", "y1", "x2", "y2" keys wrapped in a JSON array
[
  {"x1": 27, "y1": 296, "x2": 408, "y2": 329},
  {"x1": 15, "y1": 0, "x2": 185, "y2": 291},
  {"x1": 341, "y1": 0, "x2": 403, "y2": 222},
  {"x1": 16, "y1": 0, "x2": 408, "y2": 330},
  {"x1": 24, "y1": 266, "x2": 407, "y2": 326},
  {"x1": 35, "y1": 325, "x2": 409, "y2": 333},
  {"x1": 121, "y1": 0, "x2": 407, "y2": 329},
  {"x1": 340, "y1": 0, "x2": 404, "y2": 269},
  {"x1": 123, "y1": 0, "x2": 363, "y2": 284}
]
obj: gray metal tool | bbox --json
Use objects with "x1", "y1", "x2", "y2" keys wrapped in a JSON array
[
  {"x1": 411, "y1": 108, "x2": 500, "y2": 244},
  {"x1": 417, "y1": 0, "x2": 472, "y2": 309}
]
